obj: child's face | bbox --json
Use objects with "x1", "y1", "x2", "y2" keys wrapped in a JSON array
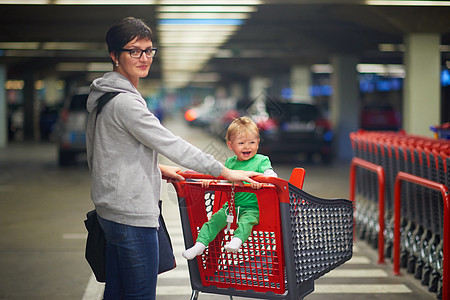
[{"x1": 227, "y1": 130, "x2": 259, "y2": 161}]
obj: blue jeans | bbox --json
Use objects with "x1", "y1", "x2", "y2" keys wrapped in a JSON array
[{"x1": 97, "y1": 215, "x2": 159, "y2": 300}]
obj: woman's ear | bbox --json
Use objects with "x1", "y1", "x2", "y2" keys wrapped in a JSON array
[{"x1": 110, "y1": 52, "x2": 118, "y2": 66}]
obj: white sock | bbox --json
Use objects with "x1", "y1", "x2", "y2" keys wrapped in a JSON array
[
  {"x1": 224, "y1": 237, "x2": 242, "y2": 253},
  {"x1": 182, "y1": 242, "x2": 206, "y2": 260}
]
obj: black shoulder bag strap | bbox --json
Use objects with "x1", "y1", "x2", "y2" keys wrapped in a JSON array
[
  {"x1": 95, "y1": 92, "x2": 120, "y2": 120},
  {"x1": 85, "y1": 91, "x2": 120, "y2": 283}
]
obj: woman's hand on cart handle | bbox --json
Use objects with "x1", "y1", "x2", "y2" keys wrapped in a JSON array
[
  {"x1": 159, "y1": 164, "x2": 185, "y2": 183},
  {"x1": 220, "y1": 167, "x2": 261, "y2": 187},
  {"x1": 201, "y1": 179, "x2": 220, "y2": 188}
]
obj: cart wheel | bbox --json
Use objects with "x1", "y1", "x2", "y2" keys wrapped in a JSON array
[
  {"x1": 436, "y1": 279, "x2": 442, "y2": 299},
  {"x1": 190, "y1": 290, "x2": 199, "y2": 300},
  {"x1": 384, "y1": 243, "x2": 392, "y2": 259},
  {"x1": 400, "y1": 251, "x2": 408, "y2": 268},
  {"x1": 414, "y1": 261, "x2": 423, "y2": 279},
  {"x1": 428, "y1": 272, "x2": 439, "y2": 293},
  {"x1": 407, "y1": 255, "x2": 416, "y2": 273},
  {"x1": 421, "y1": 266, "x2": 430, "y2": 286}
]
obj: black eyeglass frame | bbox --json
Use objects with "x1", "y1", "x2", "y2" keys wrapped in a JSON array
[{"x1": 121, "y1": 48, "x2": 157, "y2": 58}]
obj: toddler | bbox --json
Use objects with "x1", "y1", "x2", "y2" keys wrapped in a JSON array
[{"x1": 182, "y1": 116, "x2": 277, "y2": 259}]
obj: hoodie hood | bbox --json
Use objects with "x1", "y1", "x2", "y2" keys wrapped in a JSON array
[{"x1": 86, "y1": 71, "x2": 143, "y2": 113}]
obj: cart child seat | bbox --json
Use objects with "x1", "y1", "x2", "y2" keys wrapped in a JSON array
[{"x1": 171, "y1": 168, "x2": 353, "y2": 300}]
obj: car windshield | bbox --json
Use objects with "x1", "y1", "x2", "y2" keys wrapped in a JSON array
[
  {"x1": 267, "y1": 102, "x2": 321, "y2": 122},
  {"x1": 69, "y1": 94, "x2": 88, "y2": 112}
]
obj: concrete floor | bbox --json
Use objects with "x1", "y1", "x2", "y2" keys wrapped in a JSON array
[{"x1": 0, "y1": 116, "x2": 437, "y2": 300}]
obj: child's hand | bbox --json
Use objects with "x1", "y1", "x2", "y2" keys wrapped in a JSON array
[
  {"x1": 250, "y1": 182, "x2": 263, "y2": 189},
  {"x1": 202, "y1": 179, "x2": 218, "y2": 188}
]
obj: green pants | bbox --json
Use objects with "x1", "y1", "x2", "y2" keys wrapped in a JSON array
[{"x1": 196, "y1": 205, "x2": 259, "y2": 246}]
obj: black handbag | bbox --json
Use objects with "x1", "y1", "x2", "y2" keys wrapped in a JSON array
[
  {"x1": 84, "y1": 210, "x2": 106, "y2": 282},
  {"x1": 157, "y1": 200, "x2": 177, "y2": 274},
  {"x1": 84, "y1": 203, "x2": 176, "y2": 282}
]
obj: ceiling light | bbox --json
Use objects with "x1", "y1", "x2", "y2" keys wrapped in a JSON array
[
  {"x1": 161, "y1": 47, "x2": 218, "y2": 55},
  {"x1": 56, "y1": 0, "x2": 156, "y2": 4},
  {"x1": 378, "y1": 43, "x2": 405, "y2": 52},
  {"x1": 157, "y1": 3, "x2": 258, "y2": 89},
  {"x1": 366, "y1": 0, "x2": 450, "y2": 6},
  {"x1": 357, "y1": 64, "x2": 405, "y2": 77},
  {"x1": 158, "y1": 12, "x2": 250, "y2": 19},
  {"x1": 159, "y1": 0, "x2": 261, "y2": 4},
  {"x1": 160, "y1": 36, "x2": 230, "y2": 45},
  {"x1": 42, "y1": 42, "x2": 105, "y2": 50},
  {"x1": 157, "y1": 6, "x2": 257, "y2": 12},
  {"x1": 158, "y1": 19, "x2": 244, "y2": 26},
  {"x1": 192, "y1": 72, "x2": 220, "y2": 82},
  {"x1": 0, "y1": 42, "x2": 40, "y2": 50},
  {"x1": 311, "y1": 64, "x2": 333, "y2": 74},
  {"x1": 56, "y1": 62, "x2": 112, "y2": 72},
  {"x1": 0, "y1": 0, "x2": 47, "y2": 3},
  {"x1": 158, "y1": 24, "x2": 240, "y2": 31},
  {"x1": 0, "y1": 0, "x2": 155, "y2": 3},
  {"x1": 379, "y1": 43, "x2": 450, "y2": 52}
]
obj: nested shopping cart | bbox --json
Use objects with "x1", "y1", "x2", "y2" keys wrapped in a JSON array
[{"x1": 171, "y1": 168, "x2": 353, "y2": 300}]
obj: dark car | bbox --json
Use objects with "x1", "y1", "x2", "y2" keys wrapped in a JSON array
[
  {"x1": 39, "y1": 103, "x2": 63, "y2": 141},
  {"x1": 56, "y1": 88, "x2": 89, "y2": 166},
  {"x1": 360, "y1": 104, "x2": 401, "y2": 131},
  {"x1": 250, "y1": 100, "x2": 333, "y2": 163}
]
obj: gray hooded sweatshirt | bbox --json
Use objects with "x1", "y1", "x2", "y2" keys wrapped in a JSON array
[{"x1": 86, "y1": 72, "x2": 223, "y2": 227}]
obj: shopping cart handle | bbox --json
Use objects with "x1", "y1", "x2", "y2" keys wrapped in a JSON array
[
  {"x1": 173, "y1": 170, "x2": 289, "y2": 191},
  {"x1": 168, "y1": 171, "x2": 295, "y2": 204},
  {"x1": 174, "y1": 170, "x2": 274, "y2": 183}
]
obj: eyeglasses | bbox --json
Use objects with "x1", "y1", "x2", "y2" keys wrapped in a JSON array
[{"x1": 121, "y1": 48, "x2": 157, "y2": 59}]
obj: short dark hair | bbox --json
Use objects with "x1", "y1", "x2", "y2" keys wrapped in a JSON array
[{"x1": 105, "y1": 17, "x2": 153, "y2": 62}]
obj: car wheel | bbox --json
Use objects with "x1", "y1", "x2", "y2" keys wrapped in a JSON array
[
  {"x1": 58, "y1": 150, "x2": 74, "y2": 166},
  {"x1": 322, "y1": 153, "x2": 333, "y2": 164}
]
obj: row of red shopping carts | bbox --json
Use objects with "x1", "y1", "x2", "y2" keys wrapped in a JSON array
[
  {"x1": 171, "y1": 169, "x2": 354, "y2": 299},
  {"x1": 349, "y1": 130, "x2": 450, "y2": 299}
]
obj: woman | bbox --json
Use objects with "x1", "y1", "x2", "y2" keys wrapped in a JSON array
[{"x1": 85, "y1": 17, "x2": 260, "y2": 300}]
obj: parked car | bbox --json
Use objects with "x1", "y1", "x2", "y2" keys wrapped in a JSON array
[
  {"x1": 7, "y1": 104, "x2": 23, "y2": 141},
  {"x1": 249, "y1": 99, "x2": 333, "y2": 164},
  {"x1": 56, "y1": 87, "x2": 89, "y2": 166},
  {"x1": 360, "y1": 103, "x2": 401, "y2": 131},
  {"x1": 39, "y1": 102, "x2": 63, "y2": 141}
]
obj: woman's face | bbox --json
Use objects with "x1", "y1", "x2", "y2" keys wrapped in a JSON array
[{"x1": 111, "y1": 37, "x2": 154, "y2": 87}]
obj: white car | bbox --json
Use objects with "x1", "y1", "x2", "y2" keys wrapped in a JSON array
[{"x1": 56, "y1": 87, "x2": 89, "y2": 166}]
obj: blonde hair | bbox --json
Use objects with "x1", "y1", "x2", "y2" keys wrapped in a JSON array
[{"x1": 226, "y1": 116, "x2": 259, "y2": 142}]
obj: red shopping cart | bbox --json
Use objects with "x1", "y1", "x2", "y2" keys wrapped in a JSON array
[{"x1": 171, "y1": 168, "x2": 353, "y2": 299}]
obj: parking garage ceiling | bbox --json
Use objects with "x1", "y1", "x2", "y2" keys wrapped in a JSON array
[{"x1": 1, "y1": 1, "x2": 450, "y2": 89}]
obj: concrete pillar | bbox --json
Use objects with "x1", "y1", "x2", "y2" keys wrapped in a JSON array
[
  {"x1": 23, "y1": 72, "x2": 38, "y2": 141},
  {"x1": 330, "y1": 54, "x2": 360, "y2": 162},
  {"x1": 44, "y1": 76, "x2": 60, "y2": 105},
  {"x1": 403, "y1": 33, "x2": 441, "y2": 137},
  {"x1": 229, "y1": 82, "x2": 245, "y2": 100},
  {"x1": 0, "y1": 65, "x2": 6, "y2": 148},
  {"x1": 249, "y1": 76, "x2": 270, "y2": 101},
  {"x1": 290, "y1": 65, "x2": 312, "y2": 102}
]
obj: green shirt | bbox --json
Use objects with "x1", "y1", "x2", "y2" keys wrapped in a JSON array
[{"x1": 225, "y1": 154, "x2": 274, "y2": 209}]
